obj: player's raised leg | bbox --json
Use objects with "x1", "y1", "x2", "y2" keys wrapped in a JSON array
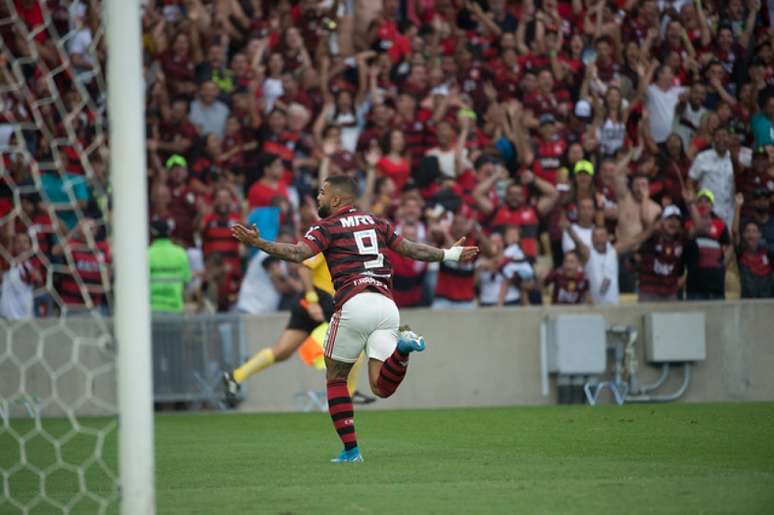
[{"x1": 368, "y1": 326, "x2": 425, "y2": 398}]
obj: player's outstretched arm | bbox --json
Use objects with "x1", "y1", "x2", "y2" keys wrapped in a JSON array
[
  {"x1": 231, "y1": 223, "x2": 314, "y2": 263},
  {"x1": 396, "y1": 237, "x2": 479, "y2": 263}
]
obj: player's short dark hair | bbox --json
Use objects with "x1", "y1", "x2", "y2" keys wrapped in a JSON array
[{"x1": 325, "y1": 175, "x2": 358, "y2": 198}]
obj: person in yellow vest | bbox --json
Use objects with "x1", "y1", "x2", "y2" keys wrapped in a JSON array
[{"x1": 223, "y1": 253, "x2": 374, "y2": 406}]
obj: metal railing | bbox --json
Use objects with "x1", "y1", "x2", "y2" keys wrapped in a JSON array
[{"x1": 152, "y1": 313, "x2": 245, "y2": 406}]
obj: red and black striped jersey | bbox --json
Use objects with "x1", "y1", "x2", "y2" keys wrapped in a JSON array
[
  {"x1": 523, "y1": 89, "x2": 572, "y2": 118},
  {"x1": 547, "y1": 269, "x2": 589, "y2": 305},
  {"x1": 738, "y1": 248, "x2": 772, "y2": 277},
  {"x1": 684, "y1": 215, "x2": 730, "y2": 295},
  {"x1": 259, "y1": 130, "x2": 299, "y2": 165},
  {"x1": 735, "y1": 167, "x2": 768, "y2": 219},
  {"x1": 638, "y1": 235, "x2": 686, "y2": 296},
  {"x1": 489, "y1": 204, "x2": 540, "y2": 259},
  {"x1": 532, "y1": 136, "x2": 567, "y2": 185},
  {"x1": 58, "y1": 239, "x2": 111, "y2": 308},
  {"x1": 434, "y1": 234, "x2": 477, "y2": 302},
  {"x1": 301, "y1": 206, "x2": 403, "y2": 309},
  {"x1": 201, "y1": 212, "x2": 243, "y2": 279},
  {"x1": 356, "y1": 125, "x2": 389, "y2": 154},
  {"x1": 396, "y1": 118, "x2": 435, "y2": 165}
]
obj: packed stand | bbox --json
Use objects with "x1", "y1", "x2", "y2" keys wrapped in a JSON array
[{"x1": 2, "y1": 0, "x2": 774, "y2": 320}]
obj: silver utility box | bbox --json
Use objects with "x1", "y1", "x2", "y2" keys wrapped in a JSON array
[
  {"x1": 644, "y1": 312, "x2": 706, "y2": 363},
  {"x1": 545, "y1": 314, "x2": 607, "y2": 374}
]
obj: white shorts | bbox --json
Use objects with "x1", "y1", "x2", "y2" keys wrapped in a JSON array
[{"x1": 323, "y1": 292, "x2": 399, "y2": 364}]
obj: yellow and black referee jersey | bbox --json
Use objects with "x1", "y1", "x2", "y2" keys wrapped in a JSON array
[{"x1": 302, "y1": 253, "x2": 335, "y2": 296}]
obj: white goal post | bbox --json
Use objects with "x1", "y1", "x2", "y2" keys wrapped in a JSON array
[{"x1": 105, "y1": 1, "x2": 155, "y2": 514}]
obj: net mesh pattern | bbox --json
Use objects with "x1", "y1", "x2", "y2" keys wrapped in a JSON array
[{"x1": 1, "y1": 1, "x2": 118, "y2": 513}]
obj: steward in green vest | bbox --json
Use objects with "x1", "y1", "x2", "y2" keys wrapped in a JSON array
[{"x1": 149, "y1": 219, "x2": 191, "y2": 313}]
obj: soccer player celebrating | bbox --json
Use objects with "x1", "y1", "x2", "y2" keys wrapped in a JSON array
[{"x1": 232, "y1": 175, "x2": 479, "y2": 463}]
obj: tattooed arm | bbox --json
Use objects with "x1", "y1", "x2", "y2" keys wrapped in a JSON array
[
  {"x1": 254, "y1": 239, "x2": 314, "y2": 263},
  {"x1": 395, "y1": 237, "x2": 480, "y2": 263},
  {"x1": 395, "y1": 239, "x2": 445, "y2": 261},
  {"x1": 231, "y1": 224, "x2": 314, "y2": 263}
]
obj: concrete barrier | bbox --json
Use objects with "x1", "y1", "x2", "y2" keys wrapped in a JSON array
[
  {"x1": 2, "y1": 300, "x2": 773, "y2": 417},
  {"x1": 238, "y1": 300, "x2": 774, "y2": 412}
]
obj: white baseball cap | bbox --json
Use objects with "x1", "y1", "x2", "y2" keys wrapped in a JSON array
[
  {"x1": 661, "y1": 205, "x2": 682, "y2": 219},
  {"x1": 574, "y1": 100, "x2": 592, "y2": 119}
]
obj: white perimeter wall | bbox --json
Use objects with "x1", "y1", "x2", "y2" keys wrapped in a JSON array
[
  {"x1": 240, "y1": 300, "x2": 774, "y2": 412},
  {"x1": 2, "y1": 300, "x2": 773, "y2": 417}
]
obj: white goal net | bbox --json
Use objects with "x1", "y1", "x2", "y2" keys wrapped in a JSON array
[{"x1": 1, "y1": 1, "x2": 148, "y2": 513}]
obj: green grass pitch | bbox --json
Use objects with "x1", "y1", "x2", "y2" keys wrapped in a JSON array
[{"x1": 2, "y1": 403, "x2": 773, "y2": 514}]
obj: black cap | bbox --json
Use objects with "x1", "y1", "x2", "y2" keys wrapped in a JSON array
[
  {"x1": 539, "y1": 112, "x2": 556, "y2": 126},
  {"x1": 474, "y1": 154, "x2": 501, "y2": 169},
  {"x1": 150, "y1": 218, "x2": 173, "y2": 238}
]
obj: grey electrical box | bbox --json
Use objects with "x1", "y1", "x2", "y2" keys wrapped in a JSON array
[
  {"x1": 545, "y1": 314, "x2": 607, "y2": 374},
  {"x1": 644, "y1": 312, "x2": 706, "y2": 363}
]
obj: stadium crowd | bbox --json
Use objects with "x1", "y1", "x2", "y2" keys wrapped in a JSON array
[{"x1": 2, "y1": 0, "x2": 774, "y2": 319}]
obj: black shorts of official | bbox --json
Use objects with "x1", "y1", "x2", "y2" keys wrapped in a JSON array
[{"x1": 285, "y1": 287, "x2": 335, "y2": 333}]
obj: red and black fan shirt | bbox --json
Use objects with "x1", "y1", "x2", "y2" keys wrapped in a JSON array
[
  {"x1": 489, "y1": 204, "x2": 541, "y2": 260},
  {"x1": 684, "y1": 215, "x2": 731, "y2": 295},
  {"x1": 532, "y1": 136, "x2": 567, "y2": 185},
  {"x1": 738, "y1": 247, "x2": 772, "y2": 277},
  {"x1": 547, "y1": 268, "x2": 589, "y2": 305},
  {"x1": 58, "y1": 240, "x2": 111, "y2": 308},
  {"x1": 385, "y1": 248, "x2": 427, "y2": 308},
  {"x1": 638, "y1": 235, "x2": 686, "y2": 296},
  {"x1": 435, "y1": 234, "x2": 477, "y2": 303},
  {"x1": 201, "y1": 212, "x2": 243, "y2": 278}
]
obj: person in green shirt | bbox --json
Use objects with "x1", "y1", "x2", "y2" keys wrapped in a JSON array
[{"x1": 149, "y1": 219, "x2": 191, "y2": 313}]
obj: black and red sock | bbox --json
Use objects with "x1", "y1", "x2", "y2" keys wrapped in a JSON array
[
  {"x1": 376, "y1": 348, "x2": 409, "y2": 398},
  {"x1": 326, "y1": 379, "x2": 357, "y2": 450}
]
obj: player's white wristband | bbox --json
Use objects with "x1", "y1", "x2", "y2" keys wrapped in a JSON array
[{"x1": 442, "y1": 246, "x2": 464, "y2": 262}]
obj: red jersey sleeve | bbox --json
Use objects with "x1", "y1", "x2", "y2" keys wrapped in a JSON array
[
  {"x1": 302, "y1": 221, "x2": 332, "y2": 254},
  {"x1": 379, "y1": 218, "x2": 404, "y2": 251}
]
